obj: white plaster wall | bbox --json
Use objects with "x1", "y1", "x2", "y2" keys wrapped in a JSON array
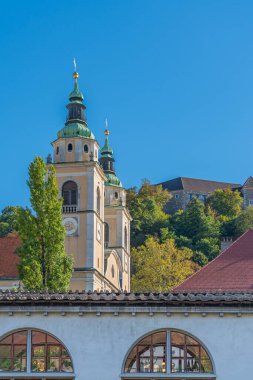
[{"x1": 0, "y1": 309, "x2": 251, "y2": 380}]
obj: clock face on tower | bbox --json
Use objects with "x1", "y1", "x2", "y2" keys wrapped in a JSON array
[
  {"x1": 63, "y1": 217, "x2": 78, "y2": 236},
  {"x1": 96, "y1": 222, "x2": 101, "y2": 242}
]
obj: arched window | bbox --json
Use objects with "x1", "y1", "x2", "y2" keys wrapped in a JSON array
[
  {"x1": 97, "y1": 187, "x2": 101, "y2": 215},
  {"x1": 67, "y1": 143, "x2": 73, "y2": 152},
  {"x1": 104, "y1": 222, "x2": 109, "y2": 246},
  {"x1": 124, "y1": 226, "x2": 128, "y2": 250},
  {"x1": 123, "y1": 330, "x2": 214, "y2": 377},
  {"x1": 84, "y1": 144, "x2": 89, "y2": 153},
  {"x1": 0, "y1": 329, "x2": 73, "y2": 376},
  {"x1": 62, "y1": 181, "x2": 78, "y2": 206}
]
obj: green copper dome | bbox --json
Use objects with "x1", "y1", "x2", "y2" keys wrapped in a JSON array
[
  {"x1": 58, "y1": 122, "x2": 95, "y2": 139},
  {"x1": 105, "y1": 173, "x2": 122, "y2": 188}
]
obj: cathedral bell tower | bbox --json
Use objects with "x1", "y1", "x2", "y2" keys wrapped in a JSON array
[
  {"x1": 51, "y1": 70, "x2": 108, "y2": 291},
  {"x1": 99, "y1": 129, "x2": 131, "y2": 291}
]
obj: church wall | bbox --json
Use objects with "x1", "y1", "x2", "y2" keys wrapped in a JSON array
[{"x1": 0, "y1": 306, "x2": 252, "y2": 380}]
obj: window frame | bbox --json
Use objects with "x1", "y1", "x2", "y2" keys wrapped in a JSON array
[
  {"x1": 0, "y1": 329, "x2": 74, "y2": 379},
  {"x1": 121, "y1": 329, "x2": 215, "y2": 379}
]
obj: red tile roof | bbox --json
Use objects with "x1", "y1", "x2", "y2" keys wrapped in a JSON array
[
  {"x1": 0, "y1": 234, "x2": 20, "y2": 278},
  {"x1": 174, "y1": 230, "x2": 253, "y2": 292}
]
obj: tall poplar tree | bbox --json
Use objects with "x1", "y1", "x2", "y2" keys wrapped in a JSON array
[{"x1": 17, "y1": 156, "x2": 73, "y2": 291}]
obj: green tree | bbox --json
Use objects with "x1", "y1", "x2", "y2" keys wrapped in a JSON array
[
  {"x1": 127, "y1": 180, "x2": 171, "y2": 246},
  {"x1": 233, "y1": 207, "x2": 253, "y2": 238},
  {"x1": 171, "y1": 198, "x2": 220, "y2": 241},
  {"x1": 17, "y1": 156, "x2": 73, "y2": 291},
  {"x1": 131, "y1": 237, "x2": 198, "y2": 292},
  {"x1": 0, "y1": 206, "x2": 19, "y2": 237},
  {"x1": 206, "y1": 188, "x2": 242, "y2": 220}
]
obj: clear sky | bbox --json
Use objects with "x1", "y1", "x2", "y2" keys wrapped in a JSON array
[{"x1": 1, "y1": 0, "x2": 253, "y2": 208}]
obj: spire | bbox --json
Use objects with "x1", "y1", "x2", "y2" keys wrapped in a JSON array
[
  {"x1": 57, "y1": 64, "x2": 95, "y2": 140},
  {"x1": 68, "y1": 62, "x2": 84, "y2": 102},
  {"x1": 101, "y1": 122, "x2": 113, "y2": 157},
  {"x1": 99, "y1": 121, "x2": 122, "y2": 188}
]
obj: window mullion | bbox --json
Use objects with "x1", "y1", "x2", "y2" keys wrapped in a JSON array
[
  {"x1": 166, "y1": 330, "x2": 171, "y2": 374},
  {"x1": 27, "y1": 329, "x2": 32, "y2": 373}
]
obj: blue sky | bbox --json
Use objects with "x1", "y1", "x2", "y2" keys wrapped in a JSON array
[{"x1": 1, "y1": 0, "x2": 253, "y2": 208}]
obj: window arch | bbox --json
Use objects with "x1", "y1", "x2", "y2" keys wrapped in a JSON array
[
  {"x1": 97, "y1": 187, "x2": 101, "y2": 215},
  {"x1": 104, "y1": 222, "x2": 109, "y2": 246},
  {"x1": 123, "y1": 329, "x2": 214, "y2": 378},
  {"x1": 62, "y1": 181, "x2": 78, "y2": 206},
  {"x1": 0, "y1": 329, "x2": 73, "y2": 376}
]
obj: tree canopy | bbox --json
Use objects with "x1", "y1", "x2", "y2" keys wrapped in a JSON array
[
  {"x1": 131, "y1": 237, "x2": 198, "y2": 292},
  {"x1": 206, "y1": 188, "x2": 242, "y2": 220},
  {"x1": 0, "y1": 206, "x2": 19, "y2": 237},
  {"x1": 127, "y1": 180, "x2": 171, "y2": 247},
  {"x1": 17, "y1": 156, "x2": 73, "y2": 291}
]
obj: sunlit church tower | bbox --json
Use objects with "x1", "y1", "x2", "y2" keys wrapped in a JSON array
[{"x1": 51, "y1": 70, "x2": 131, "y2": 291}]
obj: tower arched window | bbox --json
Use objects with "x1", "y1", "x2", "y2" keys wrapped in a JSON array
[
  {"x1": 0, "y1": 329, "x2": 73, "y2": 375},
  {"x1": 124, "y1": 226, "x2": 128, "y2": 250},
  {"x1": 67, "y1": 143, "x2": 73, "y2": 152},
  {"x1": 105, "y1": 222, "x2": 109, "y2": 247},
  {"x1": 97, "y1": 187, "x2": 101, "y2": 216},
  {"x1": 62, "y1": 181, "x2": 78, "y2": 205},
  {"x1": 123, "y1": 329, "x2": 214, "y2": 377}
]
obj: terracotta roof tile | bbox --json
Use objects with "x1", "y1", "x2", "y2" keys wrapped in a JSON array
[
  {"x1": 0, "y1": 235, "x2": 20, "y2": 278},
  {"x1": 174, "y1": 230, "x2": 253, "y2": 292}
]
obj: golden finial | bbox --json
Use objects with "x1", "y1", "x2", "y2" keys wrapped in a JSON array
[
  {"x1": 105, "y1": 118, "x2": 109, "y2": 135},
  {"x1": 73, "y1": 57, "x2": 79, "y2": 79}
]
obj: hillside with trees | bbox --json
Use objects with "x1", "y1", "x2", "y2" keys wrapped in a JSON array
[{"x1": 127, "y1": 181, "x2": 253, "y2": 291}]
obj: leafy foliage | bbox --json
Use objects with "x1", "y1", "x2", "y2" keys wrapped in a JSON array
[
  {"x1": 0, "y1": 206, "x2": 19, "y2": 237},
  {"x1": 131, "y1": 237, "x2": 198, "y2": 292},
  {"x1": 17, "y1": 156, "x2": 73, "y2": 291},
  {"x1": 233, "y1": 207, "x2": 253, "y2": 238},
  {"x1": 127, "y1": 180, "x2": 171, "y2": 247},
  {"x1": 206, "y1": 188, "x2": 242, "y2": 220}
]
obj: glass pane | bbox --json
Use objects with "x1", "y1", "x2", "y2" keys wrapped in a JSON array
[
  {"x1": 139, "y1": 346, "x2": 151, "y2": 358},
  {"x1": 32, "y1": 358, "x2": 45, "y2": 372},
  {"x1": 187, "y1": 345, "x2": 200, "y2": 358},
  {"x1": 32, "y1": 331, "x2": 46, "y2": 344},
  {"x1": 0, "y1": 335, "x2": 12, "y2": 344},
  {"x1": 139, "y1": 357, "x2": 150, "y2": 372},
  {"x1": 171, "y1": 332, "x2": 185, "y2": 345},
  {"x1": 171, "y1": 358, "x2": 184, "y2": 372},
  {"x1": 0, "y1": 346, "x2": 11, "y2": 358},
  {"x1": 13, "y1": 357, "x2": 26, "y2": 372},
  {"x1": 171, "y1": 345, "x2": 184, "y2": 357},
  {"x1": 186, "y1": 335, "x2": 198, "y2": 345},
  {"x1": 14, "y1": 345, "x2": 27, "y2": 357},
  {"x1": 0, "y1": 357, "x2": 11, "y2": 371},
  {"x1": 61, "y1": 357, "x2": 73, "y2": 372},
  {"x1": 47, "y1": 357, "x2": 60, "y2": 372},
  {"x1": 47, "y1": 335, "x2": 60, "y2": 344},
  {"x1": 33, "y1": 346, "x2": 45, "y2": 357},
  {"x1": 186, "y1": 358, "x2": 200, "y2": 372},
  {"x1": 13, "y1": 331, "x2": 27, "y2": 344},
  {"x1": 153, "y1": 357, "x2": 166, "y2": 373},
  {"x1": 48, "y1": 345, "x2": 61, "y2": 357},
  {"x1": 201, "y1": 358, "x2": 213, "y2": 373},
  {"x1": 153, "y1": 345, "x2": 165, "y2": 356},
  {"x1": 152, "y1": 331, "x2": 166, "y2": 345}
]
